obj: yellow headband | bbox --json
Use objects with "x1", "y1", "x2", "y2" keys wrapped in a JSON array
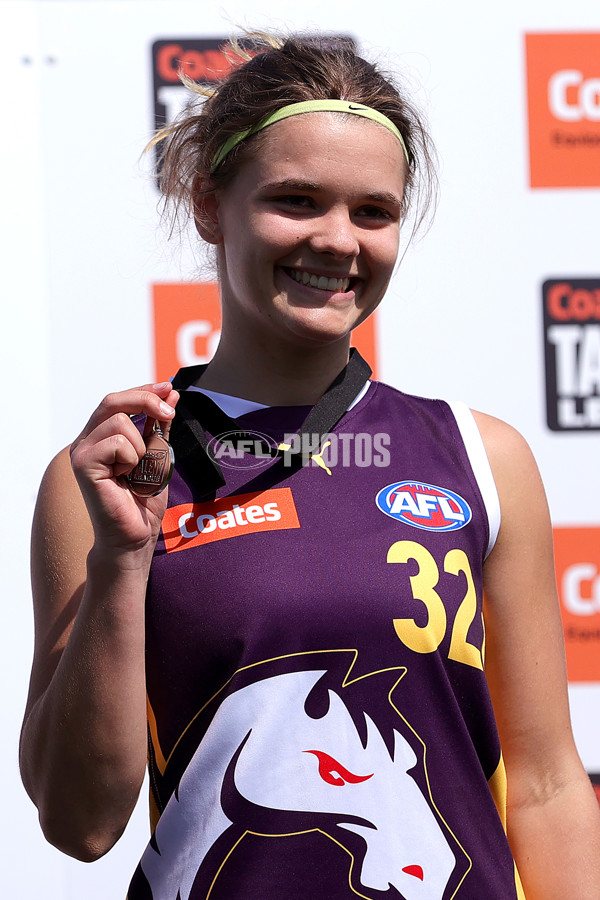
[{"x1": 211, "y1": 99, "x2": 410, "y2": 172}]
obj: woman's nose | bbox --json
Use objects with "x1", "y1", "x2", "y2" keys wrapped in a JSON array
[{"x1": 308, "y1": 208, "x2": 360, "y2": 258}]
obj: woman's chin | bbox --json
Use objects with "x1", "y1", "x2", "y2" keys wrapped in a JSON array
[{"x1": 275, "y1": 306, "x2": 359, "y2": 348}]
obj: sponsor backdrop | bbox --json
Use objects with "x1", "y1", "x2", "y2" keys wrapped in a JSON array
[{"x1": 2, "y1": 1, "x2": 599, "y2": 896}]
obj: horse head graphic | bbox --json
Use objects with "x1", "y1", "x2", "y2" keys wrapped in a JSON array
[{"x1": 138, "y1": 652, "x2": 465, "y2": 900}]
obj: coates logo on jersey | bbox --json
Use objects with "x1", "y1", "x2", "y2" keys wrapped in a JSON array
[
  {"x1": 525, "y1": 33, "x2": 600, "y2": 188},
  {"x1": 375, "y1": 481, "x2": 472, "y2": 532},
  {"x1": 162, "y1": 488, "x2": 300, "y2": 553}
]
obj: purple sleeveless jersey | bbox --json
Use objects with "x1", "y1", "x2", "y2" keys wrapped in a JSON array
[{"x1": 127, "y1": 380, "x2": 522, "y2": 900}]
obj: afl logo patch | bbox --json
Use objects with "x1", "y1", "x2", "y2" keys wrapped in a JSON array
[{"x1": 375, "y1": 481, "x2": 472, "y2": 532}]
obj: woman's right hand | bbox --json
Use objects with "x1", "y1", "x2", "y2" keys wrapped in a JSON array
[{"x1": 69, "y1": 381, "x2": 179, "y2": 556}]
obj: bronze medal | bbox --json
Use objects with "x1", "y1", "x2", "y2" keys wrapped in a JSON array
[{"x1": 126, "y1": 422, "x2": 174, "y2": 497}]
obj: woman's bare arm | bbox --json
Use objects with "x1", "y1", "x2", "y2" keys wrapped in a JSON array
[{"x1": 20, "y1": 383, "x2": 178, "y2": 861}]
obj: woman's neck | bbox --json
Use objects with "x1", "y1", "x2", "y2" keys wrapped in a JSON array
[{"x1": 195, "y1": 338, "x2": 352, "y2": 406}]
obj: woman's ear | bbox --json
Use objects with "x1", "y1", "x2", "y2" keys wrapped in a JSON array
[{"x1": 192, "y1": 177, "x2": 222, "y2": 244}]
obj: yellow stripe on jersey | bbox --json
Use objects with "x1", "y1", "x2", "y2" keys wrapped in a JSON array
[{"x1": 488, "y1": 755, "x2": 527, "y2": 899}]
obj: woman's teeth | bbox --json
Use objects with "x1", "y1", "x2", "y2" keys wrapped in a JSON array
[{"x1": 287, "y1": 268, "x2": 350, "y2": 293}]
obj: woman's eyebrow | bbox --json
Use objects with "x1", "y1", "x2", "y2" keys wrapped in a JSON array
[
  {"x1": 258, "y1": 178, "x2": 322, "y2": 193},
  {"x1": 363, "y1": 190, "x2": 403, "y2": 207},
  {"x1": 259, "y1": 179, "x2": 402, "y2": 206}
]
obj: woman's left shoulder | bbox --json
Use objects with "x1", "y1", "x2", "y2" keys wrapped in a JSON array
[
  {"x1": 470, "y1": 409, "x2": 543, "y2": 496},
  {"x1": 470, "y1": 408, "x2": 531, "y2": 453},
  {"x1": 467, "y1": 410, "x2": 553, "y2": 579}
]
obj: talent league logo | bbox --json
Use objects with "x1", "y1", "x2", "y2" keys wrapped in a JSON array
[
  {"x1": 375, "y1": 482, "x2": 471, "y2": 532},
  {"x1": 151, "y1": 37, "x2": 241, "y2": 175},
  {"x1": 543, "y1": 278, "x2": 600, "y2": 430},
  {"x1": 525, "y1": 33, "x2": 600, "y2": 188}
]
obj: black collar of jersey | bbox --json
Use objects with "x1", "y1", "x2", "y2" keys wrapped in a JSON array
[{"x1": 168, "y1": 348, "x2": 372, "y2": 496}]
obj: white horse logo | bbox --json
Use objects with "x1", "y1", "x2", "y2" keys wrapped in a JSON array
[{"x1": 140, "y1": 667, "x2": 457, "y2": 899}]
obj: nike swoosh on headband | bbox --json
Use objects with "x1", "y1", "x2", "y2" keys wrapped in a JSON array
[{"x1": 211, "y1": 99, "x2": 410, "y2": 172}]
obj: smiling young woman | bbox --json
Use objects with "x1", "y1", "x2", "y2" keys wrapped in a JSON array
[
  {"x1": 196, "y1": 111, "x2": 406, "y2": 400},
  {"x1": 20, "y1": 30, "x2": 600, "y2": 900}
]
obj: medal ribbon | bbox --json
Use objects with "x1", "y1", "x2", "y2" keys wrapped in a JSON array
[{"x1": 168, "y1": 349, "x2": 372, "y2": 496}]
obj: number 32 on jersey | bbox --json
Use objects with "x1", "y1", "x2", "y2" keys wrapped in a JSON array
[{"x1": 388, "y1": 540, "x2": 484, "y2": 670}]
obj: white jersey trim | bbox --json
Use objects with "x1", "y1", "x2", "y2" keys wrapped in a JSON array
[
  {"x1": 447, "y1": 400, "x2": 501, "y2": 559},
  {"x1": 187, "y1": 386, "x2": 268, "y2": 418},
  {"x1": 186, "y1": 381, "x2": 372, "y2": 419},
  {"x1": 347, "y1": 380, "x2": 371, "y2": 411}
]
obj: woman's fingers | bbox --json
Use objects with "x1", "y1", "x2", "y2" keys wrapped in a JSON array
[
  {"x1": 61, "y1": 384, "x2": 181, "y2": 553},
  {"x1": 157, "y1": 396, "x2": 179, "y2": 442},
  {"x1": 146, "y1": 383, "x2": 180, "y2": 439},
  {"x1": 74, "y1": 384, "x2": 178, "y2": 446},
  {"x1": 70, "y1": 384, "x2": 180, "y2": 496},
  {"x1": 142, "y1": 391, "x2": 180, "y2": 442},
  {"x1": 70, "y1": 418, "x2": 147, "y2": 482}
]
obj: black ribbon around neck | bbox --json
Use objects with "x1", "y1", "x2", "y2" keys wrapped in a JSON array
[{"x1": 168, "y1": 348, "x2": 372, "y2": 496}]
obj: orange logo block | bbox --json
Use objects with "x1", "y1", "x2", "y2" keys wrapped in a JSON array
[
  {"x1": 554, "y1": 526, "x2": 600, "y2": 682},
  {"x1": 162, "y1": 488, "x2": 300, "y2": 553},
  {"x1": 152, "y1": 282, "x2": 379, "y2": 382},
  {"x1": 525, "y1": 33, "x2": 600, "y2": 188},
  {"x1": 153, "y1": 283, "x2": 222, "y2": 382}
]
